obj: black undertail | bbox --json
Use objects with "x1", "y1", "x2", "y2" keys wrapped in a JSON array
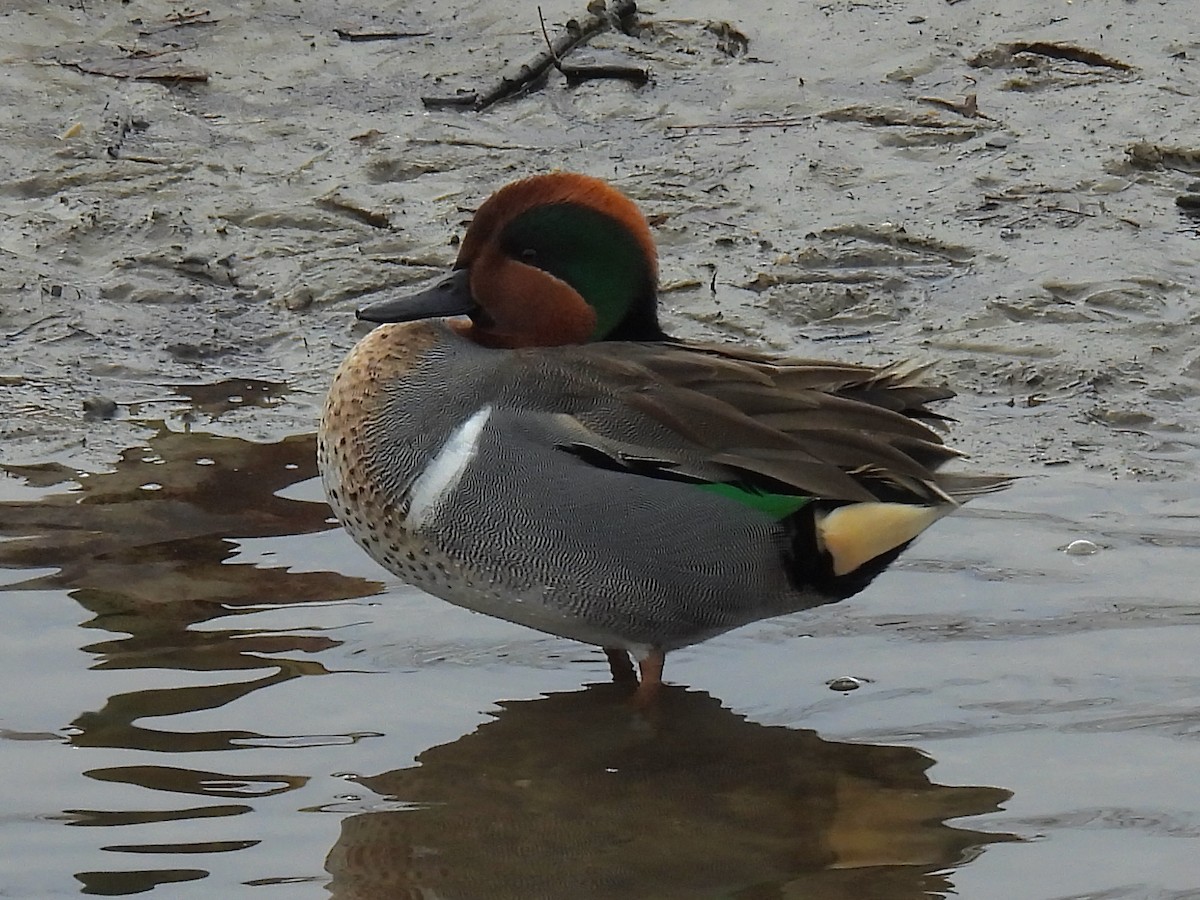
[{"x1": 781, "y1": 502, "x2": 912, "y2": 600}]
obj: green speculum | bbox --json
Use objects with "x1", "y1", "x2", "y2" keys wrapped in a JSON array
[{"x1": 697, "y1": 483, "x2": 814, "y2": 519}]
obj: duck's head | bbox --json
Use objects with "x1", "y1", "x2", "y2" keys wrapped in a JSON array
[{"x1": 357, "y1": 173, "x2": 667, "y2": 347}]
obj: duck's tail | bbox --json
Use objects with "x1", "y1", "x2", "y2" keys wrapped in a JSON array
[{"x1": 782, "y1": 468, "x2": 1012, "y2": 600}]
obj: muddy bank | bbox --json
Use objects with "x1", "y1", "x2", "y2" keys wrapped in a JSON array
[{"x1": 2, "y1": 0, "x2": 1198, "y2": 478}]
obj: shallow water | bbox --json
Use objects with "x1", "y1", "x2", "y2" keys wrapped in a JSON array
[
  {"x1": 4, "y1": 0, "x2": 1200, "y2": 896},
  {"x1": 2, "y1": 429, "x2": 1199, "y2": 898}
]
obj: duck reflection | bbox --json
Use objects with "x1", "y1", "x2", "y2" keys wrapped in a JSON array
[
  {"x1": 1, "y1": 420, "x2": 374, "y2": 636},
  {"x1": 327, "y1": 684, "x2": 1013, "y2": 900},
  {"x1": 1, "y1": 421, "x2": 379, "y2": 750},
  {"x1": 2, "y1": 416, "x2": 390, "y2": 890}
]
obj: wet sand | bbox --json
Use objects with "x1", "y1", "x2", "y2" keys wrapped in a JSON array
[{"x1": 2, "y1": 0, "x2": 1200, "y2": 897}]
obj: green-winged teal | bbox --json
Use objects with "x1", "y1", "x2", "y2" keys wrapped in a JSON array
[{"x1": 318, "y1": 172, "x2": 1006, "y2": 700}]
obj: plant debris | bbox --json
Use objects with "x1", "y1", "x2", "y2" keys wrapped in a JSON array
[
  {"x1": 1127, "y1": 142, "x2": 1200, "y2": 174},
  {"x1": 421, "y1": 0, "x2": 640, "y2": 111},
  {"x1": 334, "y1": 26, "x2": 431, "y2": 42},
  {"x1": 968, "y1": 41, "x2": 1131, "y2": 71},
  {"x1": 57, "y1": 56, "x2": 209, "y2": 82}
]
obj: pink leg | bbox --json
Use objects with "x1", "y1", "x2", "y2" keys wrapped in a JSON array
[{"x1": 632, "y1": 648, "x2": 666, "y2": 706}]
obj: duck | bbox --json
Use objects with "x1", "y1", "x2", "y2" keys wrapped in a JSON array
[{"x1": 318, "y1": 172, "x2": 1006, "y2": 701}]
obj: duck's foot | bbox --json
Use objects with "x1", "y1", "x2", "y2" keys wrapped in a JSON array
[
  {"x1": 604, "y1": 647, "x2": 637, "y2": 684},
  {"x1": 631, "y1": 648, "x2": 665, "y2": 706}
]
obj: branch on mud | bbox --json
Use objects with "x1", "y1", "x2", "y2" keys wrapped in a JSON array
[
  {"x1": 56, "y1": 55, "x2": 209, "y2": 83},
  {"x1": 537, "y1": 6, "x2": 649, "y2": 89},
  {"x1": 968, "y1": 41, "x2": 1132, "y2": 72},
  {"x1": 421, "y1": 0, "x2": 642, "y2": 111},
  {"x1": 334, "y1": 27, "x2": 432, "y2": 42}
]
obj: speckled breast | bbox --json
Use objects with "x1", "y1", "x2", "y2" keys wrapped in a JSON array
[
  {"x1": 320, "y1": 322, "x2": 471, "y2": 590},
  {"x1": 316, "y1": 321, "x2": 571, "y2": 636}
]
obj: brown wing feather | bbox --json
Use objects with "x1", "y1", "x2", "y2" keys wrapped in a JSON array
[{"x1": 529, "y1": 341, "x2": 1007, "y2": 505}]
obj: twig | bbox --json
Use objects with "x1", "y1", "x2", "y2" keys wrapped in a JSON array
[
  {"x1": 334, "y1": 27, "x2": 431, "y2": 42},
  {"x1": 564, "y1": 64, "x2": 648, "y2": 87},
  {"x1": 665, "y1": 115, "x2": 817, "y2": 135},
  {"x1": 539, "y1": 7, "x2": 648, "y2": 87},
  {"x1": 5, "y1": 314, "x2": 65, "y2": 341},
  {"x1": 538, "y1": 6, "x2": 561, "y2": 69},
  {"x1": 1043, "y1": 205, "x2": 1096, "y2": 218},
  {"x1": 421, "y1": 92, "x2": 479, "y2": 109},
  {"x1": 57, "y1": 57, "x2": 209, "y2": 82},
  {"x1": 421, "y1": 0, "x2": 640, "y2": 111}
]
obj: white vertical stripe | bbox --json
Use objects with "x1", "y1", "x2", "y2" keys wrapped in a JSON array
[{"x1": 404, "y1": 405, "x2": 493, "y2": 530}]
